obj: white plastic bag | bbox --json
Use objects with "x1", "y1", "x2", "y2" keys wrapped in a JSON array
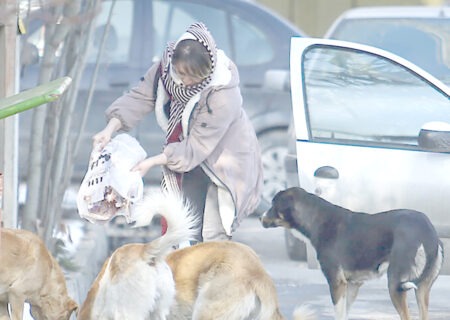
[{"x1": 77, "y1": 133, "x2": 147, "y2": 224}]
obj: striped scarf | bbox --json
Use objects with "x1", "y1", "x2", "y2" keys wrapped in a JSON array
[{"x1": 160, "y1": 22, "x2": 217, "y2": 195}]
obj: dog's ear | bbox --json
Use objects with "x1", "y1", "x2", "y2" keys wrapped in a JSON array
[
  {"x1": 275, "y1": 189, "x2": 298, "y2": 223},
  {"x1": 278, "y1": 190, "x2": 296, "y2": 211},
  {"x1": 278, "y1": 210, "x2": 288, "y2": 221}
]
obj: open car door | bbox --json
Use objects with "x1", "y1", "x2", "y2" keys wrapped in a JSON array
[{"x1": 290, "y1": 37, "x2": 450, "y2": 241}]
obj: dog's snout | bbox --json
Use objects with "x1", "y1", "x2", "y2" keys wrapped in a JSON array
[
  {"x1": 260, "y1": 214, "x2": 275, "y2": 229},
  {"x1": 258, "y1": 212, "x2": 266, "y2": 222},
  {"x1": 261, "y1": 220, "x2": 270, "y2": 228}
]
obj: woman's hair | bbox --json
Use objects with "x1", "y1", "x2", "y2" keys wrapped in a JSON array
[{"x1": 172, "y1": 39, "x2": 212, "y2": 79}]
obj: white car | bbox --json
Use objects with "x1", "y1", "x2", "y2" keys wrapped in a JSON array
[
  {"x1": 283, "y1": 37, "x2": 450, "y2": 273},
  {"x1": 325, "y1": 6, "x2": 450, "y2": 85},
  {"x1": 283, "y1": 5, "x2": 450, "y2": 262}
]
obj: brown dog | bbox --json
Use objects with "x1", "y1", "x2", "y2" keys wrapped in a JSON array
[
  {"x1": 78, "y1": 190, "x2": 198, "y2": 320},
  {"x1": 0, "y1": 228, "x2": 78, "y2": 320},
  {"x1": 79, "y1": 190, "x2": 314, "y2": 320},
  {"x1": 166, "y1": 240, "x2": 315, "y2": 320}
]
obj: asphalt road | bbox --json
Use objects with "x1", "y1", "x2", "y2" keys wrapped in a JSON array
[{"x1": 233, "y1": 215, "x2": 450, "y2": 320}]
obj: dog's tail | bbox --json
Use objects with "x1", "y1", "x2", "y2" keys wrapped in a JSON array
[
  {"x1": 131, "y1": 190, "x2": 198, "y2": 260},
  {"x1": 400, "y1": 240, "x2": 444, "y2": 291}
]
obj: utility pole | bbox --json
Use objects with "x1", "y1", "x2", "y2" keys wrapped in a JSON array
[{"x1": 0, "y1": 0, "x2": 19, "y2": 228}]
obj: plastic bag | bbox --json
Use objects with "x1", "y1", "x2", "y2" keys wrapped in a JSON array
[{"x1": 77, "y1": 133, "x2": 147, "y2": 224}]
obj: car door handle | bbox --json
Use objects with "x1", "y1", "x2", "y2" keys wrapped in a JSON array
[
  {"x1": 109, "y1": 81, "x2": 130, "y2": 88},
  {"x1": 242, "y1": 82, "x2": 262, "y2": 88},
  {"x1": 314, "y1": 166, "x2": 339, "y2": 179}
]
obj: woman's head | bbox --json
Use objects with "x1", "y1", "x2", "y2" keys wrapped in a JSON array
[{"x1": 171, "y1": 39, "x2": 212, "y2": 86}]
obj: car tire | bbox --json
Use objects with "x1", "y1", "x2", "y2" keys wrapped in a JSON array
[
  {"x1": 257, "y1": 128, "x2": 288, "y2": 214},
  {"x1": 284, "y1": 229, "x2": 307, "y2": 261}
]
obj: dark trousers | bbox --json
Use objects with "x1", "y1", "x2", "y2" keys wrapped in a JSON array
[{"x1": 181, "y1": 166, "x2": 210, "y2": 242}]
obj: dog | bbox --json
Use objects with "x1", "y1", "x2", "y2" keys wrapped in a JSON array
[
  {"x1": 79, "y1": 190, "x2": 314, "y2": 320},
  {"x1": 77, "y1": 190, "x2": 198, "y2": 320},
  {"x1": 165, "y1": 240, "x2": 314, "y2": 320},
  {"x1": 260, "y1": 187, "x2": 444, "y2": 320},
  {"x1": 0, "y1": 228, "x2": 78, "y2": 320}
]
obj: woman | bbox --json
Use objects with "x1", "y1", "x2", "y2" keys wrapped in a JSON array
[{"x1": 93, "y1": 22, "x2": 263, "y2": 242}]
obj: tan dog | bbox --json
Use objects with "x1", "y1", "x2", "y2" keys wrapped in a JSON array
[
  {"x1": 78, "y1": 190, "x2": 198, "y2": 320},
  {"x1": 166, "y1": 241, "x2": 315, "y2": 320},
  {"x1": 0, "y1": 228, "x2": 78, "y2": 320}
]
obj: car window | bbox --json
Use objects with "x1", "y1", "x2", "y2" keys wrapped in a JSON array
[
  {"x1": 152, "y1": 1, "x2": 273, "y2": 67},
  {"x1": 302, "y1": 45, "x2": 450, "y2": 147},
  {"x1": 152, "y1": 1, "x2": 230, "y2": 59},
  {"x1": 230, "y1": 14, "x2": 273, "y2": 66},
  {"x1": 86, "y1": 0, "x2": 134, "y2": 64},
  {"x1": 328, "y1": 18, "x2": 450, "y2": 84}
]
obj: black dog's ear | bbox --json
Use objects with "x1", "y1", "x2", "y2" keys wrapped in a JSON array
[
  {"x1": 280, "y1": 189, "x2": 296, "y2": 208},
  {"x1": 274, "y1": 188, "x2": 293, "y2": 204},
  {"x1": 275, "y1": 190, "x2": 296, "y2": 217},
  {"x1": 278, "y1": 210, "x2": 288, "y2": 221}
]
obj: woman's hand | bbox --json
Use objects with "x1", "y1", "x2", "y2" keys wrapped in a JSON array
[
  {"x1": 92, "y1": 118, "x2": 122, "y2": 151},
  {"x1": 92, "y1": 130, "x2": 112, "y2": 151},
  {"x1": 132, "y1": 153, "x2": 168, "y2": 177}
]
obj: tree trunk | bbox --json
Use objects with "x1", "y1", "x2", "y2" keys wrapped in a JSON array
[{"x1": 21, "y1": 0, "x2": 101, "y2": 248}]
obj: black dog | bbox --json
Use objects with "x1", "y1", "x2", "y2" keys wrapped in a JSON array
[{"x1": 261, "y1": 187, "x2": 443, "y2": 320}]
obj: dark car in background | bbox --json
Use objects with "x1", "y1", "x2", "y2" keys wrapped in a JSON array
[{"x1": 20, "y1": 0, "x2": 305, "y2": 211}]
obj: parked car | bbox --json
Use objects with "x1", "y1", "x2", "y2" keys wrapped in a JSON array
[
  {"x1": 284, "y1": 6, "x2": 450, "y2": 260},
  {"x1": 325, "y1": 6, "x2": 450, "y2": 85},
  {"x1": 281, "y1": 37, "x2": 450, "y2": 273},
  {"x1": 19, "y1": 0, "x2": 305, "y2": 213}
]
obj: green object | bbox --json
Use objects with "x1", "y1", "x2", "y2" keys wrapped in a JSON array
[{"x1": 0, "y1": 77, "x2": 72, "y2": 120}]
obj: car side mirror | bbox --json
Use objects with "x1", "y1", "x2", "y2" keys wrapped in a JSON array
[
  {"x1": 418, "y1": 121, "x2": 450, "y2": 152},
  {"x1": 263, "y1": 69, "x2": 290, "y2": 92}
]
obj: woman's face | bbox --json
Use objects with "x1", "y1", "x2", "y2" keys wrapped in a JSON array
[{"x1": 172, "y1": 63, "x2": 205, "y2": 86}]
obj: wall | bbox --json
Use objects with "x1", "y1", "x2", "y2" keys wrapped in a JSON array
[{"x1": 257, "y1": 0, "x2": 445, "y2": 36}]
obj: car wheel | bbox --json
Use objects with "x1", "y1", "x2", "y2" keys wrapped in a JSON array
[
  {"x1": 284, "y1": 229, "x2": 307, "y2": 261},
  {"x1": 257, "y1": 129, "x2": 288, "y2": 212}
]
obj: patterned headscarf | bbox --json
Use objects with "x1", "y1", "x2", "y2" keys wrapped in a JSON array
[{"x1": 160, "y1": 22, "x2": 217, "y2": 195}]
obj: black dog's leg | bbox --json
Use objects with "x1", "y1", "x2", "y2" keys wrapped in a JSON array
[
  {"x1": 388, "y1": 277, "x2": 411, "y2": 320},
  {"x1": 415, "y1": 244, "x2": 443, "y2": 320},
  {"x1": 346, "y1": 282, "x2": 362, "y2": 313},
  {"x1": 415, "y1": 284, "x2": 430, "y2": 320},
  {"x1": 323, "y1": 268, "x2": 348, "y2": 320}
]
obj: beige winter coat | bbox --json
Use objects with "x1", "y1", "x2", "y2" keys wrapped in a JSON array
[{"x1": 105, "y1": 51, "x2": 263, "y2": 233}]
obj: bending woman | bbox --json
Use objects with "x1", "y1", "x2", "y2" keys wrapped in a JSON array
[{"x1": 93, "y1": 22, "x2": 263, "y2": 242}]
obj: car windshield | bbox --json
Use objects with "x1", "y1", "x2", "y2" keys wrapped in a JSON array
[{"x1": 328, "y1": 18, "x2": 450, "y2": 85}]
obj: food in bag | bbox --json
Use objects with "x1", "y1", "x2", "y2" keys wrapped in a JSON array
[{"x1": 77, "y1": 134, "x2": 147, "y2": 224}]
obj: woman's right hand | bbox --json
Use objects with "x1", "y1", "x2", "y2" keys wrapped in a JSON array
[
  {"x1": 92, "y1": 117, "x2": 122, "y2": 151},
  {"x1": 92, "y1": 129, "x2": 112, "y2": 151}
]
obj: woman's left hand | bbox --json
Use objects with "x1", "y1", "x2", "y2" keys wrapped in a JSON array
[{"x1": 132, "y1": 153, "x2": 168, "y2": 177}]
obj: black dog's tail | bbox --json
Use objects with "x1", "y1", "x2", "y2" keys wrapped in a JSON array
[{"x1": 400, "y1": 240, "x2": 443, "y2": 291}]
